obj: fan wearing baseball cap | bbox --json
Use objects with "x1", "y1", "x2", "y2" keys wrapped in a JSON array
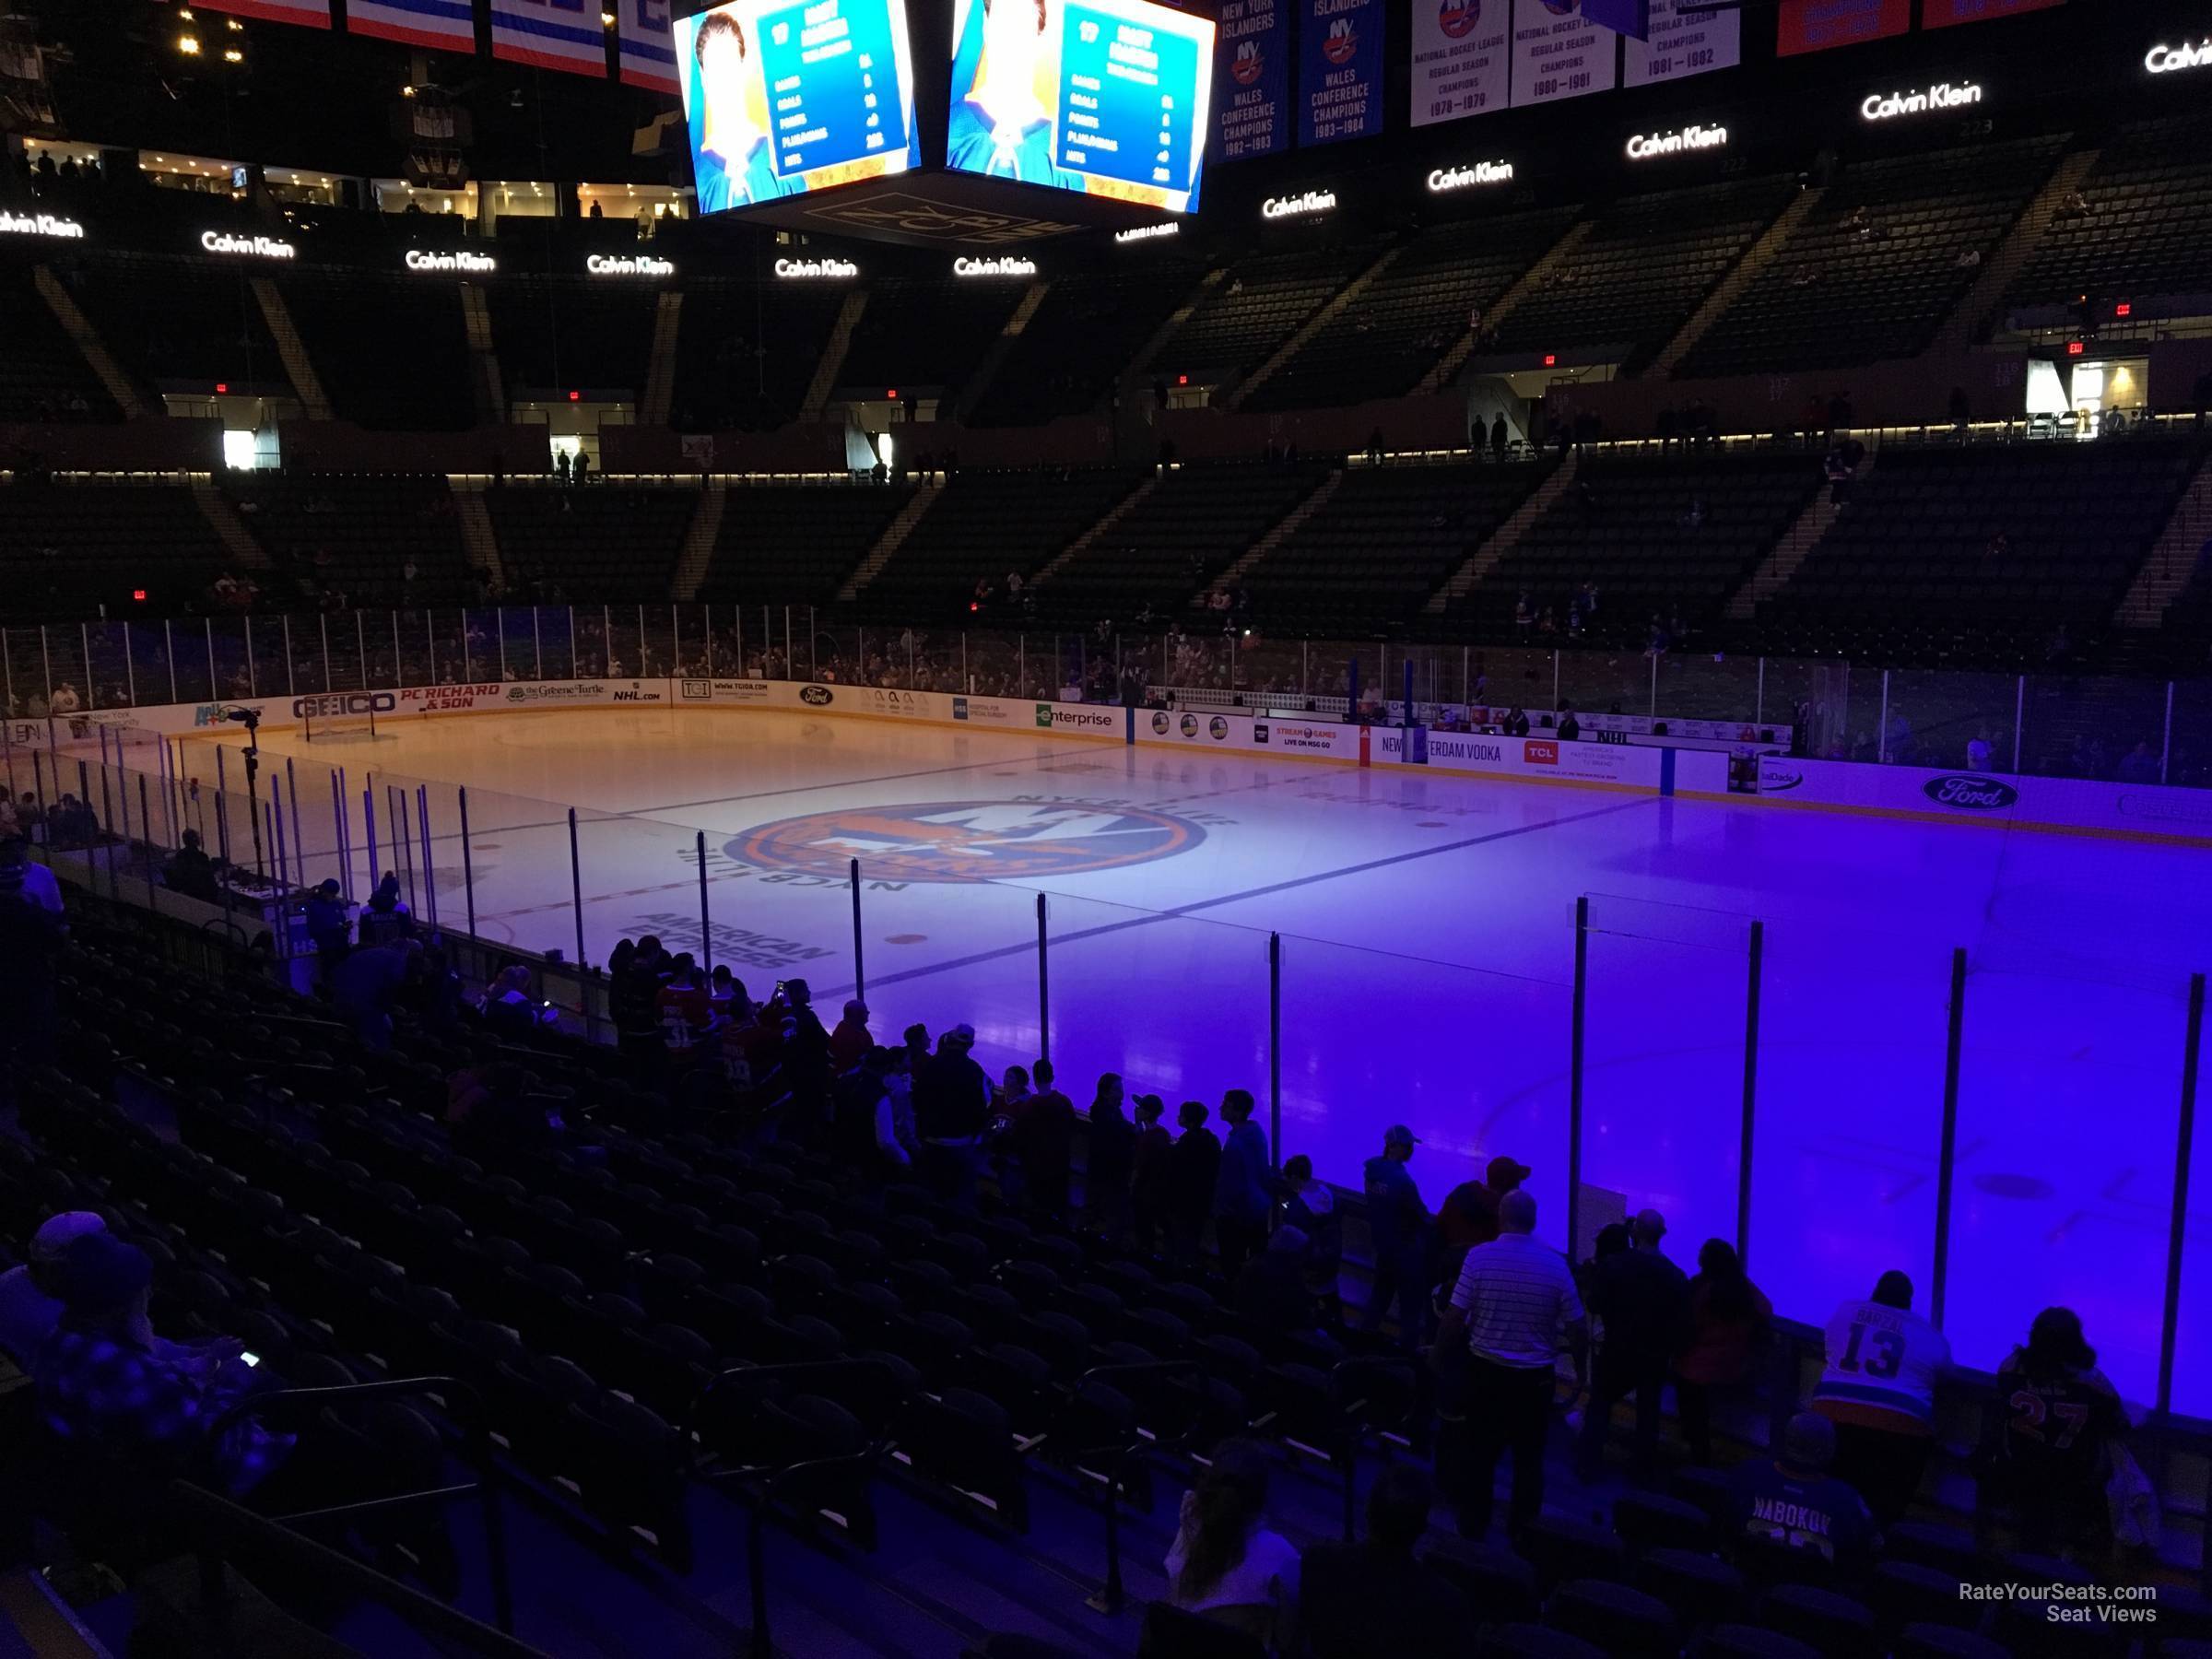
[
  {"x1": 0, "y1": 1211, "x2": 106, "y2": 1366},
  {"x1": 1361, "y1": 1124, "x2": 1433, "y2": 1349}
]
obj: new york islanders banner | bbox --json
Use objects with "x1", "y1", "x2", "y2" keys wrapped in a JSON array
[
  {"x1": 192, "y1": 0, "x2": 331, "y2": 29},
  {"x1": 347, "y1": 0, "x2": 478, "y2": 52},
  {"x1": 1299, "y1": 0, "x2": 1382, "y2": 147},
  {"x1": 1215, "y1": 0, "x2": 1290, "y2": 160},
  {"x1": 617, "y1": 0, "x2": 679, "y2": 93},
  {"x1": 492, "y1": 0, "x2": 606, "y2": 74}
]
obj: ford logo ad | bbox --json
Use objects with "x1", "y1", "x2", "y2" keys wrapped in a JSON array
[
  {"x1": 800, "y1": 685, "x2": 834, "y2": 706},
  {"x1": 1924, "y1": 776, "x2": 2018, "y2": 811}
]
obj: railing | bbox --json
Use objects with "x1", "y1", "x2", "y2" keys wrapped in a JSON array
[
  {"x1": 206, "y1": 1375, "x2": 517, "y2": 1635},
  {"x1": 5, "y1": 604, "x2": 2209, "y2": 786}
]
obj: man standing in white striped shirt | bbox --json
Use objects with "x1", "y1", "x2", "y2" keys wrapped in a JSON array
[{"x1": 1436, "y1": 1189, "x2": 1586, "y2": 1542}]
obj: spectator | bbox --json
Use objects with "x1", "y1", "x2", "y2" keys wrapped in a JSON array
[
  {"x1": 609, "y1": 939, "x2": 665, "y2": 1058},
  {"x1": 1130, "y1": 1094, "x2": 1174, "y2": 1253},
  {"x1": 1299, "y1": 1464, "x2": 1471, "y2": 1659},
  {"x1": 832, "y1": 1046, "x2": 900, "y2": 1177},
  {"x1": 359, "y1": 871, "x2": 412, "y2": 944},
  {"x1": 1278, "y1": 1153, "x2": 1341, "y2": 1305},
  {"x1": 1435, "y1": 1190, "x2": 1585, "y2": 1543},
  {"x1": 448, "y1": 1060, "x2": 562, "y2": 1155},
  {"x1": 1166, "y1": 1100, "x2": 1221, "y2": 1269},
  {"x1": 1810, "y1": 1270, "x2": 1951, "y2": 1525},
  {"x1": 329, "y1": 938, "x2": 421, "y2": 1052},
  {"x1": 1012, "y1": 1057, "x2": 1076, "y2": 1224},
  {"x1": 655, "y1": 954, "x2": 714, "y2": 1044},
  {"x1": 1234, "y1": 1224, "x2": 1317, "y2": 1336},
  {"x1": 1577, "y1": 1206, "x2": 1690, "y2": 1482},
  {"x1": 1557, "y1": 705, "x2": 1581, "y2": 742},
  {"x1": 2117, "y1": 740, "x2": 2159, "y2": 784},
  {"x1": 1966, "y1": 730, "x2": 1994, "y2": 772},
  {"x1": 1438, "y1": 1154, "x2": 1528, "y2": 1253},
  {"x1": 37, "y1": 1233, "x2": 290, "y2": 1497},
  {"x1": 1675, "y1": 1238, "x2": 1772, "y2": 1466},
  {"x1": 0, "y1": 833, "x2": 66, "y2": 1092},
  {"x1": 1083, "y1": 1072, "x2": 1135, "y2": 1237},
  {"x1": 1213, "y1": 1088, "x2": 1271, "y2": 1279},
  {"x1": 1162, "y1": 1439, "x2": 1300, "y2": 1650},
  {"x1": 828, "y1": 999, "x2": 872, "y2": 1074},
  {"x1": 902, "y1": 1021, "x2": 933, "y2": 1077},
  {"x1": 915, "y1": 1023, "x2": 992, "y2": 1209},
  {"x1": 480, "y1": 963, "x2": 552, "y2": 1040},
  {"x1": 1992, "y1": 1307, "x2": 2126, "y2": 1554},
  {"x1": 1489, "y1": 411, "x2": 1510, "y2": 461},
  {"x1": 763, "y1": 977, "x2": 831, "y2": 1130},
  {"x1": 1361, "y1": 1124, "x2": 1432, "y2": 1348},
  {"x1": 166, "y1": 830, "x2": 222, "y2": 904},
  {"x1": 1729, "y1": 1412, "x2": 1880, "y2": 1571},
  {"x1": 0, "y1": 1211, "x2": 107, "y2": 1366}
]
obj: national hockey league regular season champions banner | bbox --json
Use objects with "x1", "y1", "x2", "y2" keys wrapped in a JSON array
[
  {"x1": 1510, "y1": 0, "x2": 1618, "y2": 110},
  {"x1": 1412, "y1": 0, "x2": 1509, "y2": 128}
]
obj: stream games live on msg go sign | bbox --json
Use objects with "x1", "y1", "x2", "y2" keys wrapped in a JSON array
[
  {"x1": 676, "y1": 0, "x2": 923, "y2": 211},
  {"x1": 947, "y1": 0, "x2": 1216, "y2": 213}
]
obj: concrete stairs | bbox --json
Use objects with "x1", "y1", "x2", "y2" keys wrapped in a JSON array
[
  {"x1": 1029, "y1": 474, "x2": 1160, "y2": 587},
  {"x1": 953, "y1": 278, "x2": 1052, "y2": 421},
  {"x1": 1726, "y1": 447, "x2": 1879, "y2": 621},
  {"x1": 190, "y1": 479, "x2": 270, "y2": 570},
  {"x1": 1932, "y1": 147, "x2": 2100, "y2": 353},
  {"x1": 671, "y1": 481, "x2": 727, "y2": 602},
  {"x1": 1647, "y1": 186, "x2": 1825, "y2": 380},
  {"x1": 1126, "y1": 268, "x2": 1227, "y2": 382},
  {"x1": 2116, "y1": 448, "x2": 2212, "y2": 629},
  {"x1": 249, "y1": 276, "x2": 332, "y2": 420},
  {"x1": 1207, "y1": 468, "x2": 1343, "y2": 594},
  {"x1": 837, "y1": 481, "x2": 940, "y2": 600},
  {"x1": 1425, "y1": 450, "x2": 1578, "y2": 613},
  {"x1": 34, "y1": 265, "x2": 146, "y2": 418},
  {"x1": 1417, "y1": 220, "x2": 1592, "y2": 394},
  {"x1": 458, "y1": 283, "x2": 506, "y2": 424},
  {"x1": 641, "y1": 290, "x2": 685, "y2": 428},
  {"x1": 450, "y1": 481, "x2": 508, "y2": 598},
  {"x1": 1225, "y1": 248, "x2": 1405, "y2": 410},
  {"x1": 802, "y1": 291, "x2": 869, "y2": 420}
]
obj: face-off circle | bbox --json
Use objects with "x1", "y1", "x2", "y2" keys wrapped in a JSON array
[{"x1": 731, "y1": 798, "x2": 1207, "y2": 884}]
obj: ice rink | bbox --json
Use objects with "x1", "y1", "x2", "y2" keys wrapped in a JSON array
[{"x1": 182, "y1": 705, "x2": 2211, "y2": 1412}]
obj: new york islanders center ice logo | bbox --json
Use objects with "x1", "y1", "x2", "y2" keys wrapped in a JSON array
[{"x1": 734, "y1": 799, "x2": 1207, "y2": 884}]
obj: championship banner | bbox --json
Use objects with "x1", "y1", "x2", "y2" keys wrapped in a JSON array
[
  {"x1": 1623, "y1": 0, "x2": 1737, "y2": 87},
  {"x1": 1216, "y1": 0, "x2": 1291, "y2": 160},
  {"x1": 491, "y1": 0, "x2": 606, "y2": 74},
  {"x1": 616, "y1": 0, "x2": 679, "y2": 92},
  {"x1": 1299, "y1": 0, "x2": 1383, "y2": 147},
  {"x1": 1775, "y1": 0, "x2": 1908, "y2": 56},
  {"x1": 347, "y1": 0, "x2": 480, "y2": 53},
  {"x1": 1509, "y1": 0, "x2": 1618, "y2": 108},
  {"x1": 192, "y1": 0, "x2": 332, "y2": 29},
  {"x1": 1411, "y1": 0, "x2": 1511, "y2": 128},
  {"x1": 1921, "y1": 0, "x2": 2064, "y2": 28}
]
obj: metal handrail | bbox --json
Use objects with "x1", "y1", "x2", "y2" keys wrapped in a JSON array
[
  {"x1": 1064, "y1": 1358, "x2": 1202, "y2": 1618},
  {"x1": 168, "y1": 1481, "x2": 547, "y2": 1658},
  {"x1": 687, "y1": 1359, "x2": 905, "y2": 1659},
  {"x1": 205, "y1": 1373, "x2": 513, "y2": 1634}
]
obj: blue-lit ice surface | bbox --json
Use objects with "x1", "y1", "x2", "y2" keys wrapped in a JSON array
[
  {"x1": 206, "y1": 707, "x2": 2212, "y2": 1415},
  {"x1": 757, "y1": 0, "x2": 915, "y2": 176},
  {"x1": 1056, "y1": 1, "x2": 1205, "y2": 196}
]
